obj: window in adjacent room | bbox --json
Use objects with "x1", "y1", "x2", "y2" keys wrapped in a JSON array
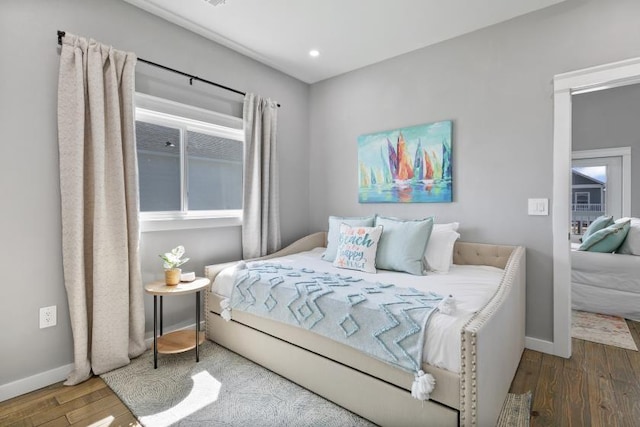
[
  {"x1": 570, "y1": 151, "x2": 628, "y2": 237},
  {"x1": 135, "y1": 93, "x2": 244, "y2": 230},
  {"x1": 574, "y1": 191, "x2": 591, "y2": 206}
]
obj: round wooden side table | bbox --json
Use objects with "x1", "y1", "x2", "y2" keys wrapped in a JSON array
[{"x1": 144, "y1": 277, "x2": 211, "y2": 369}]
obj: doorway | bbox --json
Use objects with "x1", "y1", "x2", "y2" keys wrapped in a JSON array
[
  {"x1": 571, "y1": 150, "x2": 630, "y2": 239},
  {"x1": 552, "y1": 57, "x2": 640, "y2": 358}
]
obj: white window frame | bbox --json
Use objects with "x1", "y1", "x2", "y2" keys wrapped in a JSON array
[
  {"x1": 573, "y1": 191, "x2": 590, "y2": 204},
  {"x1": 135, "y1": 93, "x2": 244, "y2": 232},
  {"x1": 572, "y1": 147, "x2": 631, "y2": 217}
]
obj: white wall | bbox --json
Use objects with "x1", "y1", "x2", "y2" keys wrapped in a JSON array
[
  {"x1": 308, "y1": 0, "x2": 640, "y2": 342},
  {"x1": 0, "y1": 0, "x2": 310, "y2": 392}
]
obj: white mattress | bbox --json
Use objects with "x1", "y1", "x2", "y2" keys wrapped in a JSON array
[{"x1": 212, "y1": 248, "x2": 504, "y2": 373}]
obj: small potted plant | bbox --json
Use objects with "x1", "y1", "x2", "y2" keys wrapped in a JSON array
[{"x1": 159, "y1": 245, "x2": 190, "y2": 286}]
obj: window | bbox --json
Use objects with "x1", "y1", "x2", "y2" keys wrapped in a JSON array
[
  {"x1": 574, "y1": 191, "x2": 590, "y2": 205},
  {"x1": 135, "y1": 94, "x2": 244, "y2": 230},
  {"x1": 571, "y1": 149, "x2": 631, "y2": 237}
]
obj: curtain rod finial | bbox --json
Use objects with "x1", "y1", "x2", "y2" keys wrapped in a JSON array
[{"x1": 57, "y1": 30, "x2": 66, "y2": 45}]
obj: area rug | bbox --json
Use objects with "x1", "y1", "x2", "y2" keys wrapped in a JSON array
[
  {"x1": 496, "y1": 391, "x2": 532, "y2": 427},
  {"x1": 102, "y1": 340, "x2": 533, "y2": 426},
  {"x1": 571, "y1": 310, "x2": 638, "y2": 351},
  {"x1": 101, "y1": 340, "x2": 374, "y2": 427}
]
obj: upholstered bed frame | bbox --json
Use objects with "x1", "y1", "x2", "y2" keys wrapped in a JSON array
[{"x1": 204, "y1": 232, "x2": 526, "y2": 426}]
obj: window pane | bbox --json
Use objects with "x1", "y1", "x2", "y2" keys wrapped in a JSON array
[
  {"x1": 571, "y1": 164, "x2": 607, "y2": 235},
  {"x1": 187, "y1": 131, "x2": 242, "y2": 210},
  {"x1": 136, "y1": 121, "x2": 181, "y2": 212},
  {"x1": 575, "y1": 193, "x2": 589, "y2": 204}
]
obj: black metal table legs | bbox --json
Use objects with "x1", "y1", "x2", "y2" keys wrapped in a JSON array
[{"x1": 196, "y1": 291, "x2": 201, "y2": 363}]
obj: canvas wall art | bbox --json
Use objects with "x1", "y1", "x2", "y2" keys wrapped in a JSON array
[{"x1": 358, "y1": 120, "x2": 453, "y2": 203}]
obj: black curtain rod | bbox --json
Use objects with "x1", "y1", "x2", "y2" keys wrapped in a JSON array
[{"x1": 57, "y1": 30, "x2": 280, "y2": 107}]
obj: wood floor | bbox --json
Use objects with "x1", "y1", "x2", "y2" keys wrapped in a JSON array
[
  {"x1": 509, "y1": 319, "x2": 640, "y2": 427},
  {"x1": 0, "y1": 377, "x2": 140, "y2": 427},
  {"x1": 2, "y1": 320, "x2": 640, "y2": 426}
]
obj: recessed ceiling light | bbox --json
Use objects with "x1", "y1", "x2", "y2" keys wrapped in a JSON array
[
  {"x1": 203, "y1": 0, "x2": 227, "y2": 6},
  {"x1": 309, "y1": 50, "x2": 320, "y2": 58}
]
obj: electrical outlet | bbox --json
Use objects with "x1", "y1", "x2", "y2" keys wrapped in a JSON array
[{"x1": 40, "y1": 306, "x2": 57, "y2": 328}]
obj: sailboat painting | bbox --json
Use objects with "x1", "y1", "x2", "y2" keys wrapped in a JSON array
[{"x1": 358, "y1": 120, "x2": 452, "y2": 203}]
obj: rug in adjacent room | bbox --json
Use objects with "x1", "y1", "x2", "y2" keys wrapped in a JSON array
[
  {"x1": 101, "y1": 340, "x2": 375, "y2": 427},
  {"x1": 571, "y1": 310, "x2": 638, "y2": 351}
]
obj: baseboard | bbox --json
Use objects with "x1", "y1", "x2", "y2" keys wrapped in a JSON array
[
  {"x1": 0, "y1": 363, "x2": 73, "y2": 403},
  {"x1": 1, "y1": 320, "x2": 205, "y2": 403},
  {"x1": 2, "y1": 325, "x2": 536, "y2": 404},
  {"x1": 525, "y1": 336, "x2": 555, "y2": 354}
]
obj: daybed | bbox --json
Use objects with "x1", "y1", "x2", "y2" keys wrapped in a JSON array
[
  {"x1": 204, "y1": 232, "x2": 526, "y2": 426},
  {"x1": 571, "y1": 247, "x2": 640, "y2": 321}
]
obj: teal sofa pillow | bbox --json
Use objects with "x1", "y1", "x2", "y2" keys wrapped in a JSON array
[
  {"x1": 374, "y1": 216, "x2": 434, "y2": 275},
  {"x1": 578, "y1": 219, "x2": 631, "y2": 253},
  {"x1": 323, "y1": 215, "x2": 376, "y2": 262},
  {"x1": 582, "y1": 215, "x2": 613, "y2": 240}
]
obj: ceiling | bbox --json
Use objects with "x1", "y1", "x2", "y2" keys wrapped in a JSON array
[{"x1": 123, "y1": 0, "x2": 565, "y2": 84}]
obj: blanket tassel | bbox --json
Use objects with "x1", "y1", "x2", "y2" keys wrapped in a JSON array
[
  {"x1": 220, "y1": 298, "x2": 232, "y2": 321},
  {"x1": 411, "y1": 370, "x2": 436, "y2": 401},
  {"x1": 438, "y1": 294, "x2": 456, "y2": 315}
]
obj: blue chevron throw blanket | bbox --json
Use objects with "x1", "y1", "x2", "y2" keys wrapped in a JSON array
[{"x1": 228, "y1": 262, "x2": 443, "y2": 373}]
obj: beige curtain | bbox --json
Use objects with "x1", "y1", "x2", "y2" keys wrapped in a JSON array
[
  {"x1": 57, "y1": 33, "x2": 145, "y2": 385},
  {"x1": 242, "y1": 94, "x2": 281, "y2": 259}
]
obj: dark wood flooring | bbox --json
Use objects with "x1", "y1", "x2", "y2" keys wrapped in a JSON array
[{"x1": 2, "y1": 320, "x2": 640, "y2": 426}]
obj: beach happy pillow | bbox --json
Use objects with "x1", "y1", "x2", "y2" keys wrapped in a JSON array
[{"x1": 333, "y1": 223, "x2": 383, "y2": 273}]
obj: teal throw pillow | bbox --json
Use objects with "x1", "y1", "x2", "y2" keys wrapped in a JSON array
[
  {"x1": 374, "y1": 216, "x2": 434, "y2": 275},
  {"x1": 578, "y1": 219, "x2": 631, "y2": 253},
  {"x1": 582, "y1": 215, "x2": 613, "y2": 240},
  {"x1": 323, "y1": 215, "x2": 376, "y2": 262}
]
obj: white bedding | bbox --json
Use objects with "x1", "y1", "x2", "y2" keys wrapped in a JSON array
[
  {"x1": 571, "y1": 247, "x2": 640, "y2": 321},
  {"x1": 211, "y1": 247, "x2": 504, "y2": 373}
]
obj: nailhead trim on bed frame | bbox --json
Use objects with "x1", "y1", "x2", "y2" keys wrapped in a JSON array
[{"x1": 458, "y1": 245, "x2": 524, "y2": 426}]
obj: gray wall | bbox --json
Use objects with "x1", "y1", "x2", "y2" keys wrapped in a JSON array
[
  {"x1": 573, "y1": 83, "x2": 640, "y2": 216},
  {"x1": 0, "y1": 0, "x2": 310, "y2": 387},
  {"x1": 308, "y1": 0, "x2": 640, "y2": 341}
]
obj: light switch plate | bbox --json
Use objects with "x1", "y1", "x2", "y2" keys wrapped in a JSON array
[{"x1": 528, "y1": 198, "x2": 549, "y2": 216}]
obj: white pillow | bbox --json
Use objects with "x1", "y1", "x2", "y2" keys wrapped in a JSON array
[
  {"x1": 323, "y1": 215, "x2": 376, "y2": 262},
  {"x1": 333, "y1": 224, "x2": 383, "y2": 274},
  {"x1": 616, "y1": 217, "x2": 640, "y2": 255},
  {"x1": 425, "y1": 223, "x2": 460, "y2": 273},
  {"x1": 433, "y1": 222, "x2": 460, "y2": 233}
]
